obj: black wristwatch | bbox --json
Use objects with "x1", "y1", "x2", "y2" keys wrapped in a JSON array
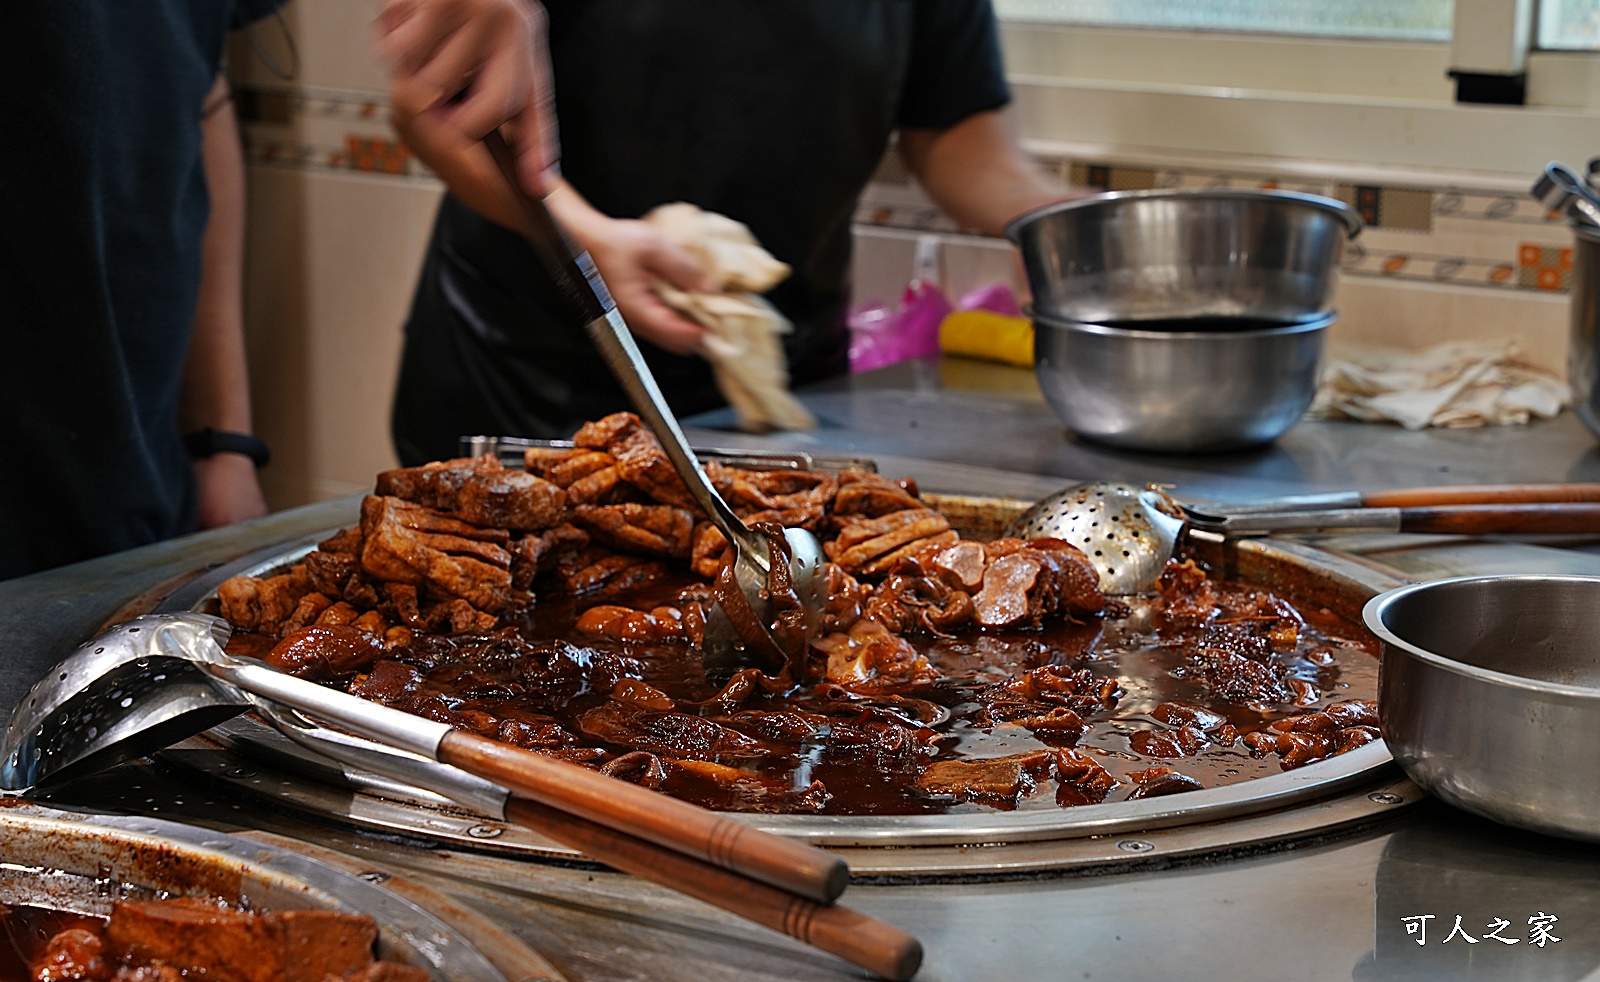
[{"x1": 184, "y1": 428, "x2": 271, "y2": 469}]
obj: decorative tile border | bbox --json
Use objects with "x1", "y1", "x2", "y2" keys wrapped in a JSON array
[
  {"x1": 236, "y1": 84, "x2": 388, "y2": 125},
  {"x1": 236, "y1": 83, "x2": 426, "y2": 178},
  {"x1": 237, "y1": 84, "x2": 1576, "y2": 299}
]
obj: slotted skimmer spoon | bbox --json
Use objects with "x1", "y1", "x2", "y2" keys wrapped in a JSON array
[
  {"x1": 1006, "y1": 481, "x2": 1600, "y2": 594},
  {"x1": 481, "y1": 130, "x2": 823, "y2": 677},
  {"x1": 0, "y1": 614, "x2": 922, "y2": 978},
  {"x1": 0, "y1": 612, "x2": 846, "y2": 905}
]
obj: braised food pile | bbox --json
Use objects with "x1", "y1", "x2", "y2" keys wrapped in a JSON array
[
  {"x1": 218, "y1": 413, "x2": 1379, "y2": 815},
  {"x1": 3, "y1": 898, "x2": 423, "y2": 982}
]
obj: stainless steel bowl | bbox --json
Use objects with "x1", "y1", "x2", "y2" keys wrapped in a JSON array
[
  {"x1": 1007, "y1": 188, "x2": 1361, "y2": 325},
  {"x1": 1365, "y1": 574, "x2": 1600, "y2": 842},
  {"x1": 1032, "y1": 312, "x2": 1330, "y2": 452}
]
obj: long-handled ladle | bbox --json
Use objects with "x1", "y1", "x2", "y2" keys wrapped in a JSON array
[
  {"x1": 0, "y1": 613, "x2": 920, "y2": 979},
  {"x1": 1006, "y1": 481, "x2": 1600, "y2": 594},
  {"x1": 480, "y1": 130, "x2": 822, "y2": 677},
  {"x1": 254, "y1": 704, "x2": 921, "y2": 980},
  {"x1": 0, "y1": 614, "x2": 845, "y2": 901}
]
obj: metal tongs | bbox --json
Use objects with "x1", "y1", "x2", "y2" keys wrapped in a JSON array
[
  {"x1": 479, "y1": 131, "x2": 824, "y2": 677},
  {"x1": 459, "y1": 435, "x2": 877, "y2": 475}
]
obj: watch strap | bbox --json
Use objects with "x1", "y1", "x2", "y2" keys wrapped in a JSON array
[{"x1": 184, "y1": 428, "x2": 271, "y2": 468}]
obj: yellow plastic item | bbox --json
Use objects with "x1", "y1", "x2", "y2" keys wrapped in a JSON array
[{"x1": 937, "y1": 310, "x2": 1035, "y2": 367}]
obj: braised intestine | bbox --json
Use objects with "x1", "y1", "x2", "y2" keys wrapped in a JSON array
[{"x1": 217, "y1": 412, "x2": 1378, "y2": 816}]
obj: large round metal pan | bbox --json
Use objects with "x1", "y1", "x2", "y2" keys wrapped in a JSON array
[{"x1": 149, "y1": 492, "x2": 1406, "y2": 853}]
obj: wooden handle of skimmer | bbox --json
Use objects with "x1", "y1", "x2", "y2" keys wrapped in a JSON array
[
  {"x1": 1395, "y1": 503, "x2": 1600, "y2": 535},
  {"x1": 438, "y1": 730, "x2": 849, "y2": 904},
  {"x1": 1364, "y1": 483, "x2": 1600, "y2": 507},
  {"x1": 503, "y1": 795, "x2": 922, "y2": 981}
]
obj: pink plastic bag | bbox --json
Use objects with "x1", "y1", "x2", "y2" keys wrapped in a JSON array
[
  {"x1": 848, "y1": 281, "x2": 951, "y2": 372},
  {"x1": 846, "y1": 299, "x2": 894, "y2": 373},
  {"x1": 848, "y1": 236, "x2": 951, "y2": 372}
]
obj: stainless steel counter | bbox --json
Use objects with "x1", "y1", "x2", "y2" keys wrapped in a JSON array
[
  {"x1": 685, "y1": 359, "x2": 1600, "y2": 505},
  {"x1": 8, "y1": 358, "x2": 1600, "y2": 982}
]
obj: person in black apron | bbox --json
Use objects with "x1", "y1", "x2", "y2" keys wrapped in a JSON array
[{"x1": 390, "y1": 0, "x2": 1067, "y2": 465}]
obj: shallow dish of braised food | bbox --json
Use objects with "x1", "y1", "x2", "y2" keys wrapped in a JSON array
[
  {"x1": 7, "y1": 897, "x2": 416, "y2": 982},
  {"x1": 215, "y1": 413, "x2": 1381, "y2": 818},
  {"x1": 0, "y1": 804, "x2": 519, "y2": 982}
]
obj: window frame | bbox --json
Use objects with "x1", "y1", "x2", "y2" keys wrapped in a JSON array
[{"x1": 996, "y1": 0, "x2": 1600, "y2": 182}]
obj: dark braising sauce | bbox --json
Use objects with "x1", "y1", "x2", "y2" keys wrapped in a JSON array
[
  {"x1": 0, "y1": 905, "x2": 103, "y2": 982},
  {"x1": 236, "y1": 565, "x2": 1377, "y2": 818}
]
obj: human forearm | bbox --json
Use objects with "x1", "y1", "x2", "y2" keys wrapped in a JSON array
[
  {"x1": 898, "y1": 109, "x2": 1081, "y2": 237},
  {"x1": 182, "y1": 75, "x2": 268, "y2": 526},
  {"x1": 181, "y1": 75, "x2": 253, "y2": 437}
]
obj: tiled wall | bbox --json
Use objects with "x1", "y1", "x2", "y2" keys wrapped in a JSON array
[{"x1": 228, "y1": 1, "x2": 440, "y2": 510}]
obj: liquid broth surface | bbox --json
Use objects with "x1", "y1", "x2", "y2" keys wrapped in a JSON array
[{"x1": 245, "y1": 573, "x2": 1377, "y2": 817}]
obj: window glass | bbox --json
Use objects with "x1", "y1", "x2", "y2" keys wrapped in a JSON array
[
  {"x1": 993, "y1": 0, "x2": 1453, "y2": 41},
  {"x1": 1539, "y1": 0, "x2": 1600, "y2": 49}
]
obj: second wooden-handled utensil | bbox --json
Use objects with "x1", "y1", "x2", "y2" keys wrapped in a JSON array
[
  {"x1": 1, "y1": 612, "x2": 922, "y2": 978},
  {"x1": 0, "y1": 614, "x2": 846, "y2": 904},
  {"x1": 257, "y1": 703, "x2": 922, "y2": 980},
  {"x1": 1006, "y1": 482, "x2": 1600, "y2": 594}
]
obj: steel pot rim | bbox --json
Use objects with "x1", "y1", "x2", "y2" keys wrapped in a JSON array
[
  {"x1": 1364, "y1": 573, "x2": 1600, "y2": 703},
  {"x1": 1030, "y1": 308, "x2": 1338, "y2": 341},
  {"x1": 1005, "y1": 187, "x2": 1365, "y2": 245},
  {"x1": 0, "y1": 802, "x2": 511, "y2": 981}
]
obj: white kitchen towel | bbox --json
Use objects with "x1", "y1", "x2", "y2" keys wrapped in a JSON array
[
  {"x1": 1308, "y1": 339, "x2": 1570, "y2": 430},
  {"x1": 644, "y1": 203, "x2": 815, "y2": 433}
]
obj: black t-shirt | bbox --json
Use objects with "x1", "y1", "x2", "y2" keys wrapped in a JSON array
[
  {"x1": 0, "y1": 1, "x2": 279, "y2": 580},
  {"x1": 392, "y1": 0, "x2": 1009, "y2": 464}
]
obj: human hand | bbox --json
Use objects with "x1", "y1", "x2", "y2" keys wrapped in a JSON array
[
  {"x1": 192, "y1": 453, "x2": 269, "y2": 531},
  {"x1": 375, "y1": 0, "x2": 555, "y2": 194},
  {"x1": 579, "y1": 216, "x2": 713, "y2": 355}
]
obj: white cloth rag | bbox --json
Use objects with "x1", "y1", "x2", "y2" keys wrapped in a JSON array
[
  {"x1": 1308, "y1": 339, "x2": 1570, "y2": 430},
  {"x1": 643, "y1": 202, "x2": 815, "y2": 433}
]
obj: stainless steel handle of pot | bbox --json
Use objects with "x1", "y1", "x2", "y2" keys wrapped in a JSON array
[{"x1": 1531, "y1": 161, "x2": 1600, "y2": 229}]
